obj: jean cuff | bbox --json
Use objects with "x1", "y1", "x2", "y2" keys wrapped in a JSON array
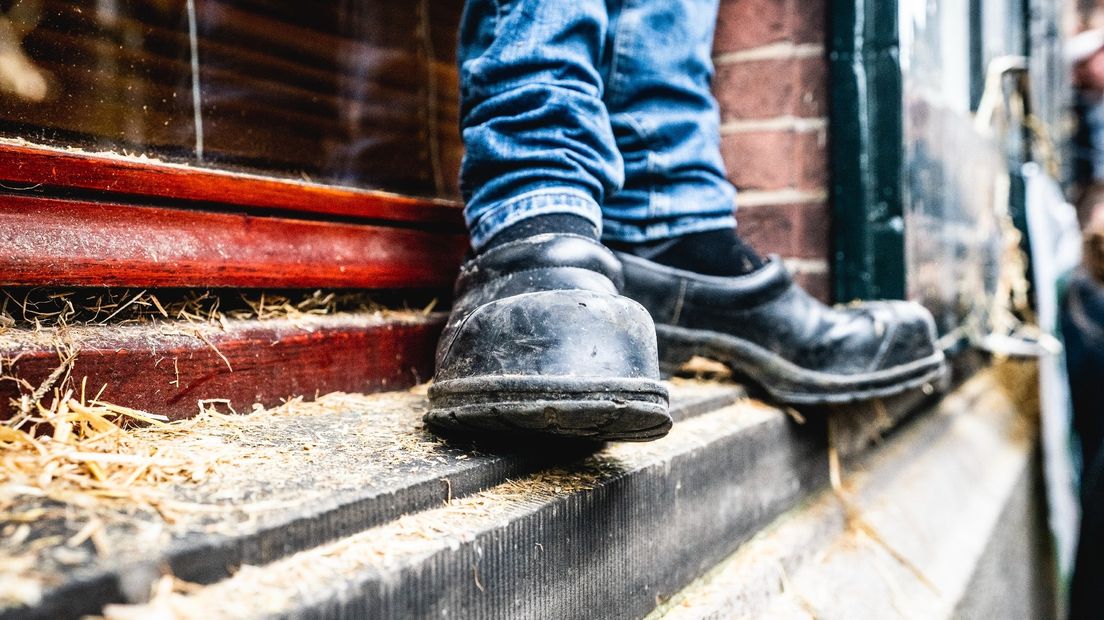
[
  {"x1": 467, "y1": 188, "x2": 603, "y2": 250},
  {"x1": 600, "y1": 214, "x2": 737, "y2": 244}
]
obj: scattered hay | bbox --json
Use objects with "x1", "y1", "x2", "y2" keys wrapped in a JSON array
[
  {"x1": 825, "y1": 418, "x2": 940, "y2": 596},
  {"x1": 0, "y1": 287, "x2": 442, "y2": 421},
  {"x1": 0, "y1": 390, "x2": 400, "y2": 522},
  {"x1": 0, "y1": 280, "x2": 446, "y2": 612},
  {"x1": 825, "y1": 398, "x2": 896, "y2": 455},
  {"x1": 0, "y1": 384, "x2": 200, "y2": 607},
  {"x1": 991, "y1": 358, "x2": 1040, "y2": 416},
  {"x1": 0, "y1": 387, "x2": 449, "y2": 610},
  {"x1": 0, "y1": 288, "x2": 434, "y2": 330},
  {"x1": 774, "y1": 558, "x2": 823, "y2": 620},
  {"x1": 4, "y1": 390, "x2": 235, "y2": 522},
  {"x1": 990, "y1": 357, "x2": 1041, "y2": 443},
  {"x1": 670, "y1": 356, "x2": 733, "y2": 384}
]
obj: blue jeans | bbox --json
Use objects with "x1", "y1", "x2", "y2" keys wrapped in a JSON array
[{"x1": 459, "y1": 0, "x2": 737, "y2": 249}]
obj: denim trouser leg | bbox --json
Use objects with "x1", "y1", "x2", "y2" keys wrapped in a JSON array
[
  {"x1": 458, "y1": 0, "x2": 622, "y2": 250},
  {"x1": 458, "y1": 0, "x2": 737, "y2": 249},
  {"x1": 600, "y1": 0, "x2": 737, "y2": 243}
]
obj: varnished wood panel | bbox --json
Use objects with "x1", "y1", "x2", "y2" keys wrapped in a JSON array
[
  {"x1": 0, "y1": 193, "x2": 468, "y2": 288},
  {"x1": 0, "y1": 315, "x2": 445, "y2": 421},
  {"x1": 2, "y1": 0, "x2": 465, "y2": 198},
  {"x1": 0, "y1": 142, "x2": 465, "y2": 226}
]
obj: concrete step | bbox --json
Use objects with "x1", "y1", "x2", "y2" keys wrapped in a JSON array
[
  {"x1": 1, "y1": 382, "x2": 743, "y2": 620},
  {"x1": 87, "y1": 370, "x2": 968, "y2": 620},
  {"x1": 649, "y1": 363, "x2": 1055, "y2": 620},
  {"x1": 92, "y1": 395, "x2": 830, "y2": 620}
]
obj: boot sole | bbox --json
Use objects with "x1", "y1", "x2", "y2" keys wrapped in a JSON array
[
  {"x1": 656, "y1": 324, "x2": 949, "y2": 405},
  {"x1": 426, "y1": 376, "x2": 672, "y2": 442}
]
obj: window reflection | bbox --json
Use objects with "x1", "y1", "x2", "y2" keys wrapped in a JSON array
[
  {"x1": 0, "y1": 0, "x2": 463, "y2": 199},
  {"x1": 901, "y1": 0, "x2": 1015, "y2": 335}
]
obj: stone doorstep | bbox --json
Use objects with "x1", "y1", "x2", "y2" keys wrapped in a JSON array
[
  {"x1": 93, "y1": 364, "x2": 992, "y2": 620},
  {"x1": 94, "y1": 397, "x2": 830, "y2": 620},
  {"x1": 3, "y1": 359, "x2": 970, "y2": 620},
  {"x1": 0, "y1": 382, "x2": 745, "y2": 620},
  {"x1": 650, "y1": 365, "x2": 1053, "y2": 620},
  {"x1": 94, "y1": 364, "x2": 1002, "y2": 613}
]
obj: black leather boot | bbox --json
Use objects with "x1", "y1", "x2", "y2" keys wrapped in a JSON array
[
  {"x1": 613, "y1": 253, "x2": 947, "y2": 405},
  {"x1": 426, "y1": 235, "x2": 671, "y2": 441}
]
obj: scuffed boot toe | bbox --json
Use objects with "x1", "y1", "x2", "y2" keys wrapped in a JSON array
[
  {"x1": 428, "y1": 290, "x2": 670, "y2": 440},
  {"x1": 864, "y1": 300, "x2": 941, "y2": 372},
  {"x1": 425, "y1": 235, "x2": 671, "y2": 441}
]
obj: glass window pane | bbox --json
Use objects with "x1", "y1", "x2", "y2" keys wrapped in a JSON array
[
  {"x1": 0, "y1": 0, "x2": 463, "y2": 199},
  {"x1": 1, "y1": 0, "x2": 198, "y2": 157},
  {"x1": 900, "y1": 0, "x2": 1009, "y2": 335}
]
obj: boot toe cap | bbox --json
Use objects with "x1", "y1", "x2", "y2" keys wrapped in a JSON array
[
  {"x1": 434, "y1": 289, "x2": 663, "y2": 383},
  {"x1": 869, "y1": 301, "x2": 940, "y2": 371}
]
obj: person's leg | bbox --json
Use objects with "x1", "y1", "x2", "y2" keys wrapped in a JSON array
[
  {"x1": 425, "y1": 0, "x2": 671, "y2": 441},
  {"x1": 599, "y1": 0, "x2": 764, "y2": 276},
  {"x1": 598, "y1": 0, "x2": 946, "y2": 404},
  {"x1": 600, "y1": 0, "x2": 733, "y2": 242},
  {"x1": 458, "y1": 0, "x2": 621, "y2": 250},
  {"x1": 1071, "y1": 445, "x2": 1104, "y2": 619}
]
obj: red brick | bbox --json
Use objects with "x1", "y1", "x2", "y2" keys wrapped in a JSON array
[
  {"x1": 723, "y1": 131, "x2": 793, "y2": 190},
  {"x1": 713, "y1": 0, "x2": 826, "y2": 54},
  {"x1": 794, "y1": 57, "x2": 828, "y2": 117},
  {"x1": 713, "y1": 57, "x2": 826, "y2": 121},
  {"x1": 735, "y1": 202, "x2": 830, "y2": 260},
  {"x1": 714, "y1": 0, "x2": 791, "y2": 54},
  {"x1": 795, "y1": 128, "x2": 829, "y2": 189},
  {"x1": 714, "y1": 59, "x2": 795, "y2": 120},
  {"x1": 797, "y1": 201, "x2": 831, "y2": 259},
  {"x1": 793, "y1": 271, "x2": 831, "y2": 302},
  {"x1": 721, "y1": 128, "x2": 828, "y2": 191},
  {"x1": 790, "y1": 0, "x2": 826, "y2": 45},
  {"x1": 736, "y1": 204, "x2": 797, "y2": 256}
]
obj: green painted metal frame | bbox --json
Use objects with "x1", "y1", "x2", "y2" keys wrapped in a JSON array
[{"x1": 827, "y1": 0, "x2": 905, "y2": 301}]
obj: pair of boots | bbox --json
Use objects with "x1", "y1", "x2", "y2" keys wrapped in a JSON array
[{"x1": 425, "y1": 225, "x2": 946, "y2": 442}]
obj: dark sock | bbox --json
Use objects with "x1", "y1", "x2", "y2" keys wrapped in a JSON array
[
  {"x1": 607, "y1": 228, "x2": 767, "y2": 276},
  {"x1": 481, "y1": 214, "x2": 598, "y2": 251}
]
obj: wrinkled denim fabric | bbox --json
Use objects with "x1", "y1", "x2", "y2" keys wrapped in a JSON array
[{"x1": 459, "y1": 0, "x2": 737, "y2": 249}]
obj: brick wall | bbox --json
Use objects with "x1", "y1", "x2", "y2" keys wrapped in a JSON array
[{"x1": 713, "y1": 0, "x2": 831, "y2": 301}]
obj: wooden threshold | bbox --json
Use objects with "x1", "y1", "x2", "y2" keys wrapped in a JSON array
[
  {"x1": 0, "y1": 141, "x2": 465, "y2": 226},
  {"x1": 0, "y1": 313, "x2": 446, "y2": 421},
  {"x1": 0, "y1": 194, "x2": 468, "y2": 288}
]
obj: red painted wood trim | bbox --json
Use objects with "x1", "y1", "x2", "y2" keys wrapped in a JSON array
[
  {"x1": 0, "y1": 142, "x2": 465, "y2": 227},
  {"x1": 0, "y1": 315, "x2": 444, "y2": 421},
  {"x1": 0, "y1": 194, "x2": 468, "y2": 288}
]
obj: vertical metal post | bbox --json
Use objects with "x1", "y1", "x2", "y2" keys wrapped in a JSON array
[{"x1": 827, "y1": 0, "x2": 905, "y2": 301}]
